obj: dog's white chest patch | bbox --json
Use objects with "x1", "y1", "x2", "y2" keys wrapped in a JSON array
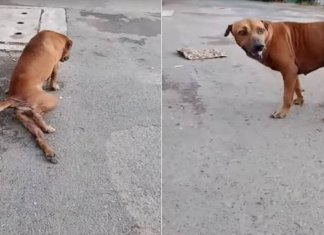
[{"x1": 0, "y1": 5, "x2": 67, "y2": 51}]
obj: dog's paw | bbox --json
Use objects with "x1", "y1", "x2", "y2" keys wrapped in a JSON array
[
  {"x1": 51, "y1": 83, "x2": 60, "y2": 91},
  {"x1": 47, "y1": 155, "x2": 58, "y2": 164},
  {"x1": 45, "y1": 125, "x2": 56, "y2": 133},
  {"x1": 271, "y1": 109, "x2": 288, "y2": 119},
  {"x1": 293, "y1": 97, "x2": 304, "y2": 106},
  {"x1": 45, "y1": 152, "x2": 58, "y2": 164}
]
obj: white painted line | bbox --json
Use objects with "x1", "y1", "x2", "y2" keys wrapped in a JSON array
[
  {"x1": 162, "y1": 10, "x2": 175, "y2": 17},
  {"x1": 40, "y1": 7, "x2": 67, "y2": 35},
  {"x1": 0, "y1": 44, "x2": 25, "y2": 51}
]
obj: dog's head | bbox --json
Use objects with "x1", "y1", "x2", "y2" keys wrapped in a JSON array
[
  {"x1": 60, "y1": 38, "x2": 73, "y2": 62},
  {"x1": 224, "y1": 19, "x2": 271, "y2": 61}
]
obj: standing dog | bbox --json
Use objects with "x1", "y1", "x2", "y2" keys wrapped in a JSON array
[
  {"x1": 225, "y1": 19, "x2": 324, "y2": 118},
  {"x1": 0, "y1": 30, "x2": 72, "y2": 163}
]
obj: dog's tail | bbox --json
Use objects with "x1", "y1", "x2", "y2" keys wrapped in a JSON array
[{"x1": 0, "y1": 99, "x2": 14, "y2": 112}]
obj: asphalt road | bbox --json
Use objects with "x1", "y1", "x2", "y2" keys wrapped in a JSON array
[
  {"x1": 0, "y1": 0, "x2": 161, "y2": 235},
  {"x1": 163, "y1": 1, "x2": 324, "y2": 234}
]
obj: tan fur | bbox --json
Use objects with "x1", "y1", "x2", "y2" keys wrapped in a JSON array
[
  {"x1": 0, "y1": 30, "x2": 72, "y2": 163},
  {"x1": 225, "y1": 19, "x2": 324, "y2": 118}
]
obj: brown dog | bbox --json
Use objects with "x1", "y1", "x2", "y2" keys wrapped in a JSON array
[
  {"x1": 0, "y1": 30, "x2": 72, "y2": 163},
  {"x1": 224, "y1": 19, "x2": 324, "y2": 118}
]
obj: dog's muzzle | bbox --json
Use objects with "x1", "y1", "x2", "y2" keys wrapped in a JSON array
[
  {"x1": 243, "y1": 46, "x2": 264, "y2": 63},
  {"x1": 254, "y1": 44, "x2": 264, "y2": 52}
]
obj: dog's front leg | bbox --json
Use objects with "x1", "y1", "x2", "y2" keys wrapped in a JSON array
[
  {"x1": 271, "y1": 71, "x2": 297, "y2": 119},
  {"x1": 49, "y1": 64, "x2": 60, "y2": 90}
]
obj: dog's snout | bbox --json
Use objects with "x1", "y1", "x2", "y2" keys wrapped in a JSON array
[{"x1": 254, "y1": 44, "x2": 264, "y2": 52}]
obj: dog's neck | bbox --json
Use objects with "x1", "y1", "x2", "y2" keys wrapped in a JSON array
[{"x1": 265, "y1": 23, "x2": 274, "y2": 49}]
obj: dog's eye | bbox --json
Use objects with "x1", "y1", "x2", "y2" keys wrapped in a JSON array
[
  {"x1": 257, "y1": 28, "x2": 265, "y2": 34},
  {"x1": 238, "y1": 30, "x2": 247, "y2": 36}
]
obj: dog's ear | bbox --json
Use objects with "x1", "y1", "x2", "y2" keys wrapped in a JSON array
[
  {"x1": 66, "y1": 39, "x2": 73, "y2": 50},
  {"x1": 224, "y1": 24, "x2": 232, "y2": 37},
  {"x1": 261, "y1": 20, "x2": 269, "y2": 30}
]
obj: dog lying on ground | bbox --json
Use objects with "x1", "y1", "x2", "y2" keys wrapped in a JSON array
[
  {"x1": 224, "y1": 19, "x2": 324, "y2": 118},
  {"x1": 0, "y1": 30, "x2": 72, "y2": 163}
]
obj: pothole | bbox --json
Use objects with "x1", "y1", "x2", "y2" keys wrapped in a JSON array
[{"x1": 0, "y1": 5, "x2": 67, "y2": 51}]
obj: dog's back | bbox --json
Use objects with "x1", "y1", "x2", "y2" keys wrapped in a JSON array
[
  {"x1": 7, "y1": 31, "x2": 67, "y2": 97},
  {"x1": 274, "y1": 22, "x2": 324, "y2": 74}
]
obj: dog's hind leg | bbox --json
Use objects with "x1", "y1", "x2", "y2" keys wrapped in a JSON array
[
  {"x1": 293, "y1": 78, "x2": 304, "y2": 105},
  {"x1": 32, "y1": 110, "x2": 55, "y2": 133},
  {"x1": 39, "y1": 92, "x2": 58, "y2": 113},
  {"x1": 25, "y1": 92, "x2": 58, "y2": 133},
  {"x1": 16, "y1": 109, "x2": 57, "y2": 164},
  {"x1": 28, "y1": 109, "x2": 56, "y2": 133}
]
